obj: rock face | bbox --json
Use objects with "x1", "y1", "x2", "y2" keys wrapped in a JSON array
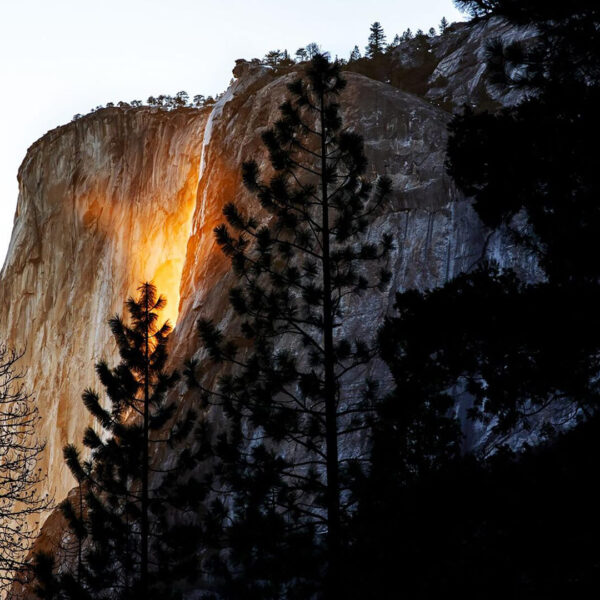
[
  {"x1": 173, "y1": 69, "x2": 469, "y2": 363},
  {"x1": 423, "y1": 16, "x2": 537, "y2": 108},
  {"x1": 0, "y1": 18, "x2": 527, "y2": 567},
  {"x1": 0, "y1": 107, "x2": 209, "y2": 508},
  {"x1": 386, "y1": 16, "x2": 537, "y2": 110}
]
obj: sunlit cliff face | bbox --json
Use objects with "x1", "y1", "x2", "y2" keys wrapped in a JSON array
[
  {"x1": 75, "y1": 159, "x2": 201, "y2": 328},
  {"x1": 147, "y1": 164, "x2": 203, "y2": 328},
  {"x1": 151, "y1": 258, "x2": 185, "y2": 327},
  {"x1": 72, "y1": 203, "x2": 189, "y2": 327},
  {"x1": 0, "y1": 107, "x2": 210, "y2": 538},
  {"x1": 2, "y1": 29, "x2": 543, "y2": 591}
]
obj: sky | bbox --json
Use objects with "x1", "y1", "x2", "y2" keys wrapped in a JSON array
[{"x1": 0, "y1": 0, "x2": 465, "y2": 268}]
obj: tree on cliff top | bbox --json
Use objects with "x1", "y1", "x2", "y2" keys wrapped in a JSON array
[
  {"x1": 0, "y1": 344, "x2": 51, "y2": 594},
  {"x1": 349, "y1": 45, "x2": 361, "y2": 62},
  {"x1": 33, "y1": 284, "x2": 203, "y2": 600},
  {"x1": 195, "y1": 54, "x2": 392, "y2": 597},
  {"x1": 365, "y1": 22, "x2": 387, "y2": 58}
]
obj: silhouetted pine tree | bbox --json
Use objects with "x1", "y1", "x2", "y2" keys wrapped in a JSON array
[
  {"x1": 349, "y1": 45, "x2": 361, "y2": 62},
  {"x1": 33, "y1": 283, "x2": 203, "y2": 600},
  {"x1": 196, "y1": 54, "x2": 392, "y2": 598},
  {"x1": 365, "y1": 22, "x2": 387, "y2": 58}
]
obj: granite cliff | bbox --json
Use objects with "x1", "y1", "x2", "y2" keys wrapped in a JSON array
[
  {"x1": 0, "y1": 107, "x2": 209, "y2": 511},
  {"x1": 0, "y1": 18, "x2": 535, "y2": 579}
]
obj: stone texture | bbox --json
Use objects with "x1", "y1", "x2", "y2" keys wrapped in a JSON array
[
  {"x1": 172, "y1": 68, "x2": 471, "y2": 373},
  {"x1": 415, "y1": 16, "x2": 537, "y2": 108},
  {"x1": 0, "y1": 107, "x2": 209, "y2": 520}
]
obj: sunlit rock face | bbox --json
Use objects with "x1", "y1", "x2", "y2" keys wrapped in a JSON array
[
  {"x1": 0, "y1": 107, "x2": 209, "y2": 513},
  {"x1": 165, "y1": 68, "x2": 496, "y2": 476}
]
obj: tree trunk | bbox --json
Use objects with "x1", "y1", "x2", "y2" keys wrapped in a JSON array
[
  {"x1": 77, "y1": 482, "x2": 83, "y2": 585},
  {"x1": 141, "y1": 293, "x2": 150, "y2": 596},
  {"x1": 320, "y1": 89, "x2": 341, "y2": 599}
]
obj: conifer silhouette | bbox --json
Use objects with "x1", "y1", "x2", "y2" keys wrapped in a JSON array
[
  {"x1": 196, "y1": 54, "x2": 392, "y2": 597},
  {"x1": 33, "y1": 283, "x2": 203, "y2": 600},
  {"x1": 365, "y1": 22, "x2": 387, "y2": 58}
]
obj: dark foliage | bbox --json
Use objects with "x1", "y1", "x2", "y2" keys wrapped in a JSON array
[
  {"x1": 72, "y1": 91, "x2": 216, "y2": 122},
  {"x1": 32, "y1": 284, "x2": 203, "y2": 600},
  {"x1": 384, "y1": 267, "x2": 600, "y2": 434},
  {"x1": 348, "y1": 415, "x2": 600, "y2": 598},
  {"x1": 445, "y1": 0, "x2": 600, "y2": 413},
  {"x1": 195, "y1": 54, "x2": 392, "y2": 598},
  {"x1": 365, "y1": 22, "x2": 387, "y2": 58},
  {"x1": 347, "y1": 0, "x2": 600, "y2": 594},
  {"x1": 455, "y1": 0, "x2": 599, "y2": 23},
  {"x1": 263, "y1": 49, "x2": 295, "y2": 69},
  {"x1": 346, "y1": 28, "x2": 447, "y2": 104}
]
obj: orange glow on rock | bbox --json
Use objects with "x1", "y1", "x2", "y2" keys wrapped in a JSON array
[
  {"x1": 151, "y1": 258, "x2": 183, "y2": 327},
  {"x1": 74, "y1": 159, "x2": 201, "y2": 330}
]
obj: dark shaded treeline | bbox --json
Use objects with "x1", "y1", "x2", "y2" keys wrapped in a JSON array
[
  {"x1": 352, "y1": 0, "x2": 600, "y2": 596},
  {"x1": 30, "y1": 0, "x2": 600, "y2": 597},
  {"x1": 72, "y1": 17, "x2": 453, "y2": 122}
]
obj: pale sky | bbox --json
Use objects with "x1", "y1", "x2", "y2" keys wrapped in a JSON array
[{"x1": 0, "y1": 0, "x2": 465, "y2": 268}]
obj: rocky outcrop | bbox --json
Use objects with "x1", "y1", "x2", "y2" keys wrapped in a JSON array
[{"x1": 386, "y1": 16, "x2": 537, "y2": 110}]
